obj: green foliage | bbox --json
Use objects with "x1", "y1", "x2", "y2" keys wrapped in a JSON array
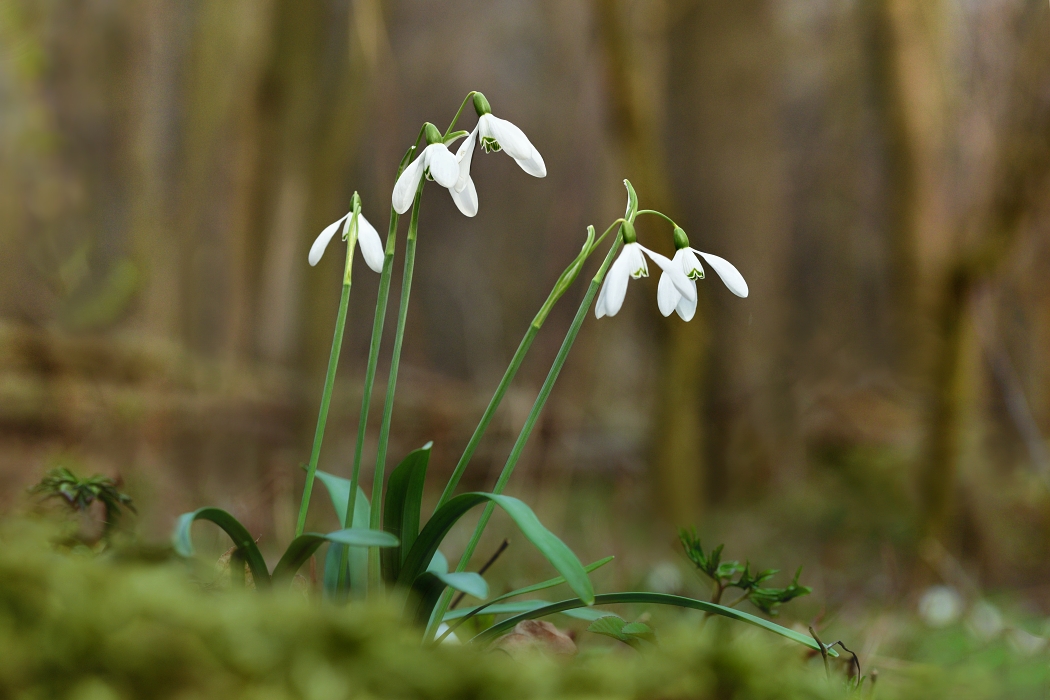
[
  {"x1": 0, "y1": 519, "x2": 853, "y2": 699},
  {"x1": 29, "y1": 466, "x2": 135, "y2": 538},
  {"x1": 470, "y1": 592, "x2": 838, "y2": 653},
  {"x1": 587, "y1": 615, "x2": 657, "y2": 650},
  {"x1": 381, "y1": 443, "x2": 432, "y2": 583},
  {"x1": 679, "y1": 527, "x2": 812, "y2": 616}
]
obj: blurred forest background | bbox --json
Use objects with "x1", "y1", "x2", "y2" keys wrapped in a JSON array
[{"x1": 2, "y1": 0, "x2": 1050, "y2": 612}]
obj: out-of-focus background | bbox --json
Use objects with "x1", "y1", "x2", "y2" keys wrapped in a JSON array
[{"x1": 2, "y1": 0, "x2": 1050, "y2": 624}]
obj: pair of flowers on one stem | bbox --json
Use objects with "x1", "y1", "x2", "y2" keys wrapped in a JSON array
[
  {"x1": 596, "y1": 221, "x2": 748, "y2": 321},
  {"x1": 308, "y1": 91, "x2": 748, "y2": 319},
  {"x1": 309, "y1": 92, "x2": 544, "y2": 268}
]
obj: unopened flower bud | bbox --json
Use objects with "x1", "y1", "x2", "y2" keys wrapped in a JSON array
[
  {"x1": 621, "y1": 220, "x2": 637, "y2": 244},
  {"x1": 673, "y1": 226, "x2": 690, "y2": 250},
  {"x1": 424, "y1": 123, "x2": 442, "y2": 145},
  {"x1": 473, "y1": 92, "x2": 492, "y2": 116}
]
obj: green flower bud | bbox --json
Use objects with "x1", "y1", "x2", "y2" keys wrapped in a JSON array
[
  {"x1": 473, "y1": 92, "x2": 492, "y2": 116},
  {"x1": 423, "y1": 122, "x2": 442, "y2": 145},
  {"x1": 621, "y1": 220, "x2": 637, "y2": 244},
  {"x1": 351, "y1": 191, "x2": 362, "y2": 210},
  {"x1": 673, "y1": 226, "x2": 690, "y2": 250}
]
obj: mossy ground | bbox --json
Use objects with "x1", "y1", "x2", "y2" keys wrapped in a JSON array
[{"x1": 0, "y1": 518, "x2": 1045, "y2": 699}]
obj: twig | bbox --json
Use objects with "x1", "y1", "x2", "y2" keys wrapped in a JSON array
[
  {"x1": 810, "y1": 626, "x2": 830, "y2": 681},
  {"x1": 449, "y1": 539, "x2": 509, "y2": 610}
]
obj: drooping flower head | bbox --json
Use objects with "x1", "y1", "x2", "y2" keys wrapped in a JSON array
[
  {"x1": 656, "y1": 226, "x2": 748, "y2": 321},
  {"x1": 309, "y1": 203, "x2": 384, "y2": 272},
  {"x1": 595, "y1": 220, "x2": 696, "y2": 319},
  {"x1": 455, "y1": 92, "x2": 546, "y2": 195},
  {"x1": 393, "y1": 123, "x2": 478, "y2": 217}
]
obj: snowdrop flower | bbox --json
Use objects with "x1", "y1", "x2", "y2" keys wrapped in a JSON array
[
  {"x1": 454, "y1": 92, "x2": 545, "y2": 194},
  {"x1": 393, "y1": 123, "x2": 478, "y2": 217},
  {"x1": 308, "y1": 208, "x2": 384, "y2": 272},
  {"x1": 656, "y1": 227, "x2": 748, "y2": 321},
  {"x1": 595, "y1": 221, "x2": 696, "y2": 319}
]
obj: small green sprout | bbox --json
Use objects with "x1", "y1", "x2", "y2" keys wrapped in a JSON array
[
  {"x1": 679, "y1": 527, "x2": 812, "y2": 616},
  {"x1": 30, "y1": 467, "x2": 136, "y2": 538}
]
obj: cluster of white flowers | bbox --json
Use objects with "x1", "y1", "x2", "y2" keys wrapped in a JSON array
[
  {"x1": 597, "y1": 220, "x2": 748, "y2": 321},
  {"x1": 308, "y1": 91, "x2": 748, "y2": 319},
  {"x1": 310, "y1": 92, "x2": 544, "y2": 266}
]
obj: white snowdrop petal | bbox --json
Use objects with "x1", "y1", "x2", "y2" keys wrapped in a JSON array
[
  {"x1": 599, "y1": 253, "x2": 631, "y2": 318},
  {"x1": 357, "y1": 214, "x2": 385, "y2": 272},
  {"x1": 657, "y1": 272, "x2": 679, "y2": 317},
  {"x1": 512, "y1": 146, "x2": 546, "y2": 178},
  {"x1": 624, "y1": 243, "x2": 649, "y2": 279},
  {"x1": 642, "y1": 246, "x2": 694, "y2": 301},
  {"x1": 677, "y1": 248, "x2": 704, "y2": 279},
  {"x1": 308, "y1": 214, "x2": 348, "y2": 266},
  {"x1": 426, "y1": 144, "x2": 460, "y2": 189},
  {"x1": 675, "y1": 286, "x2": 698, "y2": 321},
  {"x1": 392, "y1": 156, "x2": 425, "y2": 214},
  {"x1": 450, "y1": 176, "x2": 479, "y2": 217},
  {"x1": 482, "y1": 114, "x2": 535, "y2": 161},
  {"x1": 696, "y1": 250, "x2": 748, "y2": 298},
  {"x1": 455, "y1": 128, "x2": 478, "y2": 192}
]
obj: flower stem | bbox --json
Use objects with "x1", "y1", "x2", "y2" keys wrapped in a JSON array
[
  {"x1": 295, "y1": 206, "x2": 360, "y2": 537},
  {"x1": 426, "y1": 225, "x2": 626, "y2": 639},
  {"x1": 434, "y1": 220, "x2": 623, "y2": 512},
  {"x1": 367, "y1": 185, "x2": 423, "y2": 591},
  {"x1": 444, "y1": 91, "x2": 477, "y2": 138},
  {"x1": 342, "y1": 207, "x2": 398, "y2": 531}
]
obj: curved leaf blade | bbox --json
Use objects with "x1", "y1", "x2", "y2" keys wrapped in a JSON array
[
  {"x1": 382, "y1": 443, "x2": 431, "y2": 583},
  {"x1": 397, "y1": 493, "x2": 594, "y2": 608},
  {"x1": 172, "y1": 507, "x2": 270, "y2": 587},
  {"x1": 469, "y1": 592, "x2": 838, "y2": 655},
  {"x1": 272, "y1": 528, "x2": 398, "y2": 585}
]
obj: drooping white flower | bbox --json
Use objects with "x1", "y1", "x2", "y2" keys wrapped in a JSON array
[
  {"x1": 454, "y1": 92, "x2": 545, "y2": 194},
  {"x1": 595, "y1": 241, "x2": 696, "y2": 319},
  {"x1": 392, "y1": 137, "x2": 479, "y2": 217},
  {"x1": 656, "y1": 246, "x2": 748, "y2": 320},
  {"x1": 308, "y1": 210, "x2": 384, "y2": 272}
]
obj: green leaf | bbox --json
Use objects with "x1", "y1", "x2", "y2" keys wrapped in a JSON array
[
  {"x1": 423, "y1": 549, "x2": 488, "y2": 601},
  {"x1": 382, "y1": 444, "x2": 432, "y2": 584},
  {"x1": 172, "y1": 507, "x2": 271, "y2": 588},
  {"x1": 272, "y1": 528, "x2": 398, "y2": 585},
  {"x1": 313, "y1": 471, "x2": 371, "y2": 600},
  {"x1": 437, "y1": 556, "x2": 615, "y2": 644},
  {"x1": 396, "y1": 493, "x2": 594, "y2": 609},
  {"x1": 313, "y1": 469, "x2": 353, "y2": 524},
  {"x1": 469, "y1": 592, "x2": 838, "y2": 656}
]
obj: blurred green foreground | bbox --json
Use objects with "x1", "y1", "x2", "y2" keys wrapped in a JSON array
[{"x1": 1, "y1": 519, "x2": 1047, "y2": 700}]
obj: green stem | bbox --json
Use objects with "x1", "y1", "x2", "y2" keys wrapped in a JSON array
[
  {"x1": 343, "y1": 208, "x2": 398, "y2": 530},
  {"x1": 435, "y1": 220, "x2": 623, "y2": 512},
  {"x1": 635, "y1": 209, "x2": 678, "y2": 227},
  {"x1": 338, "y1": 135, "x2": 426, "y2": 595},
  {"x1": 444, "y1": 91, "x2": 477, "y2": 138},
  {"x1": 295, "y1": 206, "x2": 360, "y2": 537},
  {"x1": 368, "y1": 185, "x2": 423, "y2": 590},
  {"x1": 426, "y1": 225, "x2": 626, "y2": 639}
]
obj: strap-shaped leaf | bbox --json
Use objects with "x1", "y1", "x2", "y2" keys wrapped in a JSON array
[
  {"x1": 437, "y1": 556, "x2": 615, "y2": 643},
  {"x1": 396, "y1": 492, "x2": 593, "y2": 606},
  {"x1": 469, "y1": 592, "x2": 838, "y2": 655},
  {"x1": 272, "y1": 528, "x2": 398, "y2": 585},
  {"x1": 314, "y1": 470, "x2": 371, "y2": 600},
  {"x1": 172, "y1": 507, "x2": 271, "y2": 588},
  {"x1": 382, "y1": 443, "x2": 431, "y2": 583},
  {"x1": 406, "y1": 548, "x2": 488, "y2": 622}
]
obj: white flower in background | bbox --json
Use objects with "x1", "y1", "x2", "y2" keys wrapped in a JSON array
[
  {"x1": 455, "y1": 92, "x2": 545, "y2": 195},
  {"x1": 308, "y1": 209, "x2": 384, "y2": 271},
  {"x1": 656, "y1": 228, "x2": 748, "y2": 321},
  {"x1": 392, "y1": 123, "x2": 478, "y2": 217},
  {"x1": 595, "y1": 222, "x2": 696, "y2": 319}
]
